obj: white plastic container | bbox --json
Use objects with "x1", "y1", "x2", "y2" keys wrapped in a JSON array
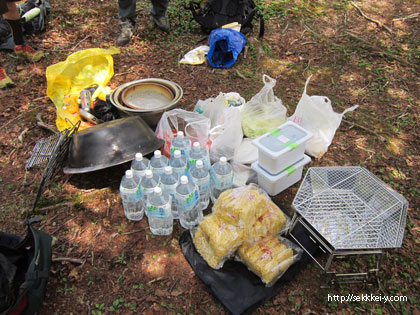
[
  {"x1": 251, "y1": 155, "x2": 311, "y2": 196},
  {"x1": 252, "y1": 121, "x2": 312, "y2": 175}
]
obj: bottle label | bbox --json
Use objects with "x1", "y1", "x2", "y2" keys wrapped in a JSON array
[
  {"x1": 142, "y1": 187, "x2": 155, "y2": 196},
  {"x1": 147, "y1": 203, "x2": 171, "y2": 218},
  {"x1": 176, "y1": 188, "x2": 199, "y2": 211},
  {"x1": 211, "y1": 172, "x2": 233, "y2": 190},
  {"x1": 188, "y1": 159, "x2": 197, "y2": 168},
  {"x1": 120, "y1": 186, "x2": 142, "y2": 202},
  {"x1": 194, "y1": 175, "x2": 210, "y2": 193}
]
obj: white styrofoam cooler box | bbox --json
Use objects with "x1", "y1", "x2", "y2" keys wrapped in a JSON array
[
  {"x1": 252, "y1": 121, "x2": 312, "y2": 175},
  {"x1": 251, "y1": 155, "x2": 311, "y2": 196}
]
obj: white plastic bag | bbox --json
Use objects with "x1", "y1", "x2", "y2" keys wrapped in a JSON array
[
  {"x1": 195, "y1": 92, "x2": 227, "y2": 127},
  {"x1": 208, "y1": 106, "x2": 243, "y2": 163},
  {"x1": 195, "y1": 93, "x2": 244, "y2": 162},
  {"x1": 289, "y1": 75, "x2": 359, "y2": 158},
  {"x1": 241, "y1": 75, "x2": 287, "y2": 139},
  {"x1": 231, "y1": 161, "x2": 256, "y2": 187},
  {"x1": 179, "y1": 46, "x2": 210, "y2": 65},
  {"x1": 233, "y1": 138, "x2": 258, "y2": 165},
  {"x1": 155, "y1": 109, "x2": 211, "y2": 158}
]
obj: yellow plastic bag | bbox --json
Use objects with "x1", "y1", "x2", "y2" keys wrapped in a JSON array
[{"x1": 46, "y1": 47, "x2": 120, "y2": 132}]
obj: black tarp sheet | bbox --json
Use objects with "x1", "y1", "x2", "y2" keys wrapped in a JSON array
[{"x1": 179, "y1": 213, "x2": 320, "y2": 315}]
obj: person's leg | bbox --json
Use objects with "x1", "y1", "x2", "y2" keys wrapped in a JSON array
[
  {"x1": 118, "y1": 0, "x2": 137, "y2": 22},
  {"x1": 4, "y1": 1, "x2": 24, "y2": 45},
  {"x1": 117, "y1": 0, "x2": 137, "y2": 46},
  {"x1": 150, "y1": 0, "x2": 169, "y2": 32},
  {"x1": 3, "y1": 1, "x2": 44, "y2": 61}
]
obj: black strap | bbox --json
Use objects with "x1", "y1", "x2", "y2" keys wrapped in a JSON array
[
  {"x1": 25, "y1": 216, "x2": 41, "y2": 226},
  {"x1": 257, "y1": 11, "x2": 264, "y2": 38},
  {"x1": 24, "y1": 269, "x2": 50, "y2": 282}
]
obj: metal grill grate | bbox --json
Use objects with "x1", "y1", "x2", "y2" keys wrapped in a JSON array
[
  {"x1": 26, "y1": 133, "x2": 61, "y2": 169},
  {"x1": 293, "y1": 167, "x2": 408, "y2": 250},
  {"x1": 32, "y1": 122, "x2": 79, "y2": 211}
]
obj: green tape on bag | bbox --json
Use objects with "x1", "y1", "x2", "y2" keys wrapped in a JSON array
[
  {"x1": 285, "y1": 165, "x2": 296, "y2": 176},
  {"x1": 285, "y1": 141, "x2": 299, "y2": 150},
  {"x1": 270, "y1": 128, "x2": 281, "y2": 136}
]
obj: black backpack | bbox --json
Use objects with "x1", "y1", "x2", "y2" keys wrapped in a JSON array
[
  {"x1": 188, "y1": 0, "x2": 264, "y2": 37},
  {"x1": 17, "y1": 0, "x2": 51, "y2": 35},
  {"x1": 0, "y1": 217, "x2": 52, "y2": 315}
]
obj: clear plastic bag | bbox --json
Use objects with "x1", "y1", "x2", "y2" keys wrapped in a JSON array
[
  {"x1": 241, "y1": 75, "x2": 287, "y2": 138},
  {"x1": 212, "y1": 184, "x2": 289, "y2": 234},
  {"x1": 195, "y1": 93, "x2": 243, "y2": 162},
  {"x1": 192, "y1": 213, "x2": 244, "y2": 269},
  {"x1": 155, "y1": 109, "x2": 211, "y2": 158},
  {"x1": 289, "y1": 75, "x2": 359, "y2": 158},
  {"x1": 237, "y1": 236, "x2": 303, "y2": 287}
]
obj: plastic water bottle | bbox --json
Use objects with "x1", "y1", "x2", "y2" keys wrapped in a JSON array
[
  {"x1": 189, "y1": 142, "x2": 211, "y2": 171},
  {"x1": 170, "y1": 131, "x2": 191, "y2": 159},
  {"x1": 190, "y1": 160, "x2": 210, "y2": 210},
  {"x1": 140, "y1": 169, "x2": 160, "y2": 205},
  {"x1": 170, "y1": 150, "x2": 188, "y2": 180},
  {"x1": 160, "y1": 166, "x2": 179, "y2": 219},
  {"x1": 119, "y1": 170, "x2": 145, "y2": 221},
  {"x1": 131, "y1": 152, "x2": 150, "y2": 181},
  {"x1": 149, "y1": 150, "x2": 168, "y2": 178},
  {"x1": 176, "y1": 175, "x2": 202, "y2": 229},
  {"x1": 210, "y1": 156, "x2": 233, "y2": 203},
  {"x1": 146, "y1": 187, "x2": 173, "y2": 235}
]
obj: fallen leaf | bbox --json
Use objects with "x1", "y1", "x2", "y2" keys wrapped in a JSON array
[
  {"x1": 171, "y1": 289, "x2": 183, "y2": 296},
  {"x1": 68, "y1": 267, "x2": 79, "y2": 280},
  {"x1": 155, "y1": 289, "x2": 167, "y2": 297}
]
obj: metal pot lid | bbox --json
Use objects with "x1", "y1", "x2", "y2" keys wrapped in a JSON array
[{"x1": 111, "y1": 79, "x2": 183, "y2": 114}]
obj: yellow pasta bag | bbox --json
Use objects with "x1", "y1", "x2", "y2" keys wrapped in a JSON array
[
  {"x1": 246, "y1": 200, "x2": 287, "y2": 241},
  {"x1": 213, "y1": 184, "x2": 267, "y2": 228},
  {"x1": 200, "y1": 213, "x2": 244, "y2": 258},
  {"x1": 238, "y1": 235, "x2": 296, "y2": 286},
  {"x1": 193, "y1": 227, "x2": 225, "y2": 269}
]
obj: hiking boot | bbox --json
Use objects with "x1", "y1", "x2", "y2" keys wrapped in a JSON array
[
  {"x1": 117, "y1": 19, "x2": 135, "y2": 46},
  {"x1": 153, "y1": 16, "x2": 170, "y2": 32},
  {"x1": 0, "y1": 67, "x2": 14, "y2": 89},
  {"x1": 14, "y1": 44, "x2": 45, "y2": 62}
]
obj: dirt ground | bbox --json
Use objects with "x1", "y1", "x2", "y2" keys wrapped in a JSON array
[{"x1": 0, "y1": 0, "x2": 419, "y2": 314}]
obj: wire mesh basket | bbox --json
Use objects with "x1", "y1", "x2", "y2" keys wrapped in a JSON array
[{"x1": 292, "y1": 167, "x2": 408, "y2": 250}]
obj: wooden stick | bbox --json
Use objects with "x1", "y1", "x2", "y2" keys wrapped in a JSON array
[
  {"x1": 71, "y1": 35, "x2": 91, "y2": 51},
  {"x1": 37, "y1": 201, "x2": 73, "y2": 213},
  {"x1": 18, "y1": 128, "x2": 29, "y2": 143},
  {"x1": 52, "y1": 257, "x2": 85, "y2": 264},
  {"x1": 36, "y1": 112, "x2": 57, "y2": 134},
  {"x1": 350, "y1": 1, "x2": 392, "y2": 34},
  {"x1": 120, "y1": 228, "x2": 148, "y2": 235},
  {"x1": 345, "y1": 31, "x2": 413, "y2": 67},
  {"x1": 343, "y1": 119, "x2": 386, "y2": 142}
]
